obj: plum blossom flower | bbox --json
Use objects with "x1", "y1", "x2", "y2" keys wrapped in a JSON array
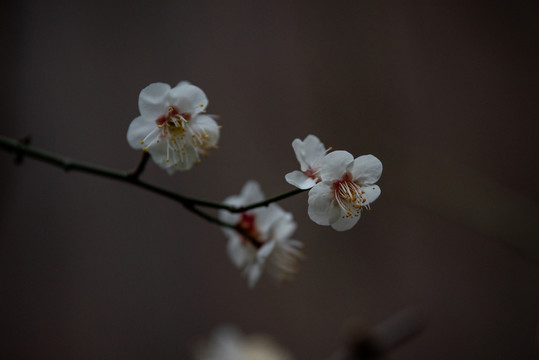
[
  {"x1": 126, "y1": 82, "x2": 220, "y2": 173},
  {"x1": 308, "y1": 151, "x2": 382, "y2": 231},
  {"x1": 219, "y1": 181, "x2": 304, "y2": 287},
  {"x1": 194, "y1": 325, "x2": 295, "y2": 360},
  {"x1": 285, "y1": 134, "x2": 330, "y2": 189}
]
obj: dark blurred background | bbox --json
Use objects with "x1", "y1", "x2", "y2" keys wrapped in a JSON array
[{"x1": 1, "y1": 1, "x2": 538, "y2": 359}]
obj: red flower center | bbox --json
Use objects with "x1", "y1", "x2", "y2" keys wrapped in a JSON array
[
  {"x1": 333, "y1": 173, "x2": 366, "y2": 218},
  {"x1": 237, "y1": 213, "x2": 263, "y2": 248}
]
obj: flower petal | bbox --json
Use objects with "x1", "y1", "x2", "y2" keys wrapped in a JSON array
[
  {"x1": 255, "y1": 204, "x2": 286, "y2": 239},
  {"x1": 319, "y1": 151, "x2": 354, "y2": 182},
  {"x1": 257, "y1": 240, "x2": 276, "y2": 262},
  {"x1": 361, "y1": 184, "x2": 381, "y2": 205},
  {"x1": 291, "y1": 135, "x2": 326, "y2": 172},
  {"x1": 126, "y1": 116, "x2": 158, "y2": 149},
  {"x1": 285, "y1": 170, "x2": 317, "y2": 190},
  {"x1": 147, "y1": 138, "x2": 199, "y2": 173},
  {"x1": 272, "y1": 213, "x2": 297, "y2": 239},
  {"x1": 350, "y1": 154, "x2": 383, "y2": 185},
  {"x1": 190, "y1": 114, "x2": 220, "y2": 148},
  {"x1": 226, "y1": 234, "x2": 249, "y2": 268},
  {"x1": 138, "y1": 82, "x2": 170, "y2": 119},
  {"x1": 246, "y1": 263, "x2": 263, "y2": 288},
  {"x1": 169, "y1": 82, "x2": 208, "y2": 115},
  {"x1": 307, "y1": 182, "x2": 340, "y2": 225},
  {"x1": 239, "y1": 180, "x2": 265, "y2": 205},
  {"x1": 330, "y1": 211, "x2": 361, "y2": 231},
  {"x1": 291, "y1": 138, "x2": 309, "y2": 171},
  {"x1": 301, "y1": 134, "x2": 327, "y2": 167},
  {"x1": 218, "y1": 208, "x2": 241, "y2": 227}
]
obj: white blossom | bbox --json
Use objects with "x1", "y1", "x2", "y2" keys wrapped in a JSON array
[
  {"x1": 194, "y1": 325, "x2": 295, "y2": 360},
  {"x1": 126, "y1": 82, "x2": 219, "y2": 173},
  {"x1": 308, "y1": 151, "x2": 382, "y2": 231},
  {"x1": 219, "y1": 181, "x2": 304, "y2": 287},
  {"x1": 285, "y1": 134, "x2": 330, "y2": 189}
]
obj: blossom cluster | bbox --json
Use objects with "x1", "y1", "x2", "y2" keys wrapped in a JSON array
[
  {"x1": 127, "y1": 82, "x2": 220, "y2": 173},
  {"x1": 126, "y1": 82, "x2": 382, "y2": 287},
  {"x1": 219, "y1": 181, "x2": 304, "y2": 287},
  {"x1": 285, "y1": 135, "x2": 382, "y2": 231}
]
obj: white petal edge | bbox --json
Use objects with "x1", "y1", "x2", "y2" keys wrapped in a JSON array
[
  {"x1": 126, "y1": 116, "x2": 158, "y2": 149},
  {"x1": 302, "y1": 134, "x2": 327, "y2": 168},
  {"x1": 226, "y1": 234, "x2": 248, "y2": 268},
  {"x1": 351, "y1": 154, "x2": 383, "y2": 185},
  {"x1": 307, "y1": 182, "x2": 340, "y2": 226},
  {"x1": 272, "y1": 213, "x2": 297, "y2": 240},
  {"x1": 330, "y1": 211, "x2": 361, "y2": 231},
  {"x1": 190, "y1": 114, "x2": 220, "y2": 148},
  {"x1": 255, "y1": 204, "x2": 286, "y2": 238},
  {"x1": 361, "y1": 184, "x2": 381, "y2": 205},
  {"x1": 319, "y1": 151, "x2": 354, "y2": 182},
  {"x1": 257, "y1": 240, "x2": 276, "y2": 263},
  {"x1": 138, "y1": 82, "x2": 170, "y2": 120},
  {"x1": 247, "y1": 263, "x2": 263, "y2": 288},
  {"x1": 239, "y1": 180, "x2": 265, "y2": 205},
  {"x1": 218, "y1": 208, "x2": 241, "y2": 226},
  {"x1": 169, "y1": 82, "x2": 208, "y2": 115},
  {"x1": 153, "y1": 140, "x2": 199, "y2": 173},
  {"x1": 285, "y1": 170, "x2": 317, "y2": 190},
  {"x1": 291, "y1": 138, "x2": 309, "y2": 171},
  {"x1": 291, "y1": 135, "x2": 326, "y2": 172}
]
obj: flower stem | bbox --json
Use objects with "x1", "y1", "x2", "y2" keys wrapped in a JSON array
[
  {"x1": 183, "y1": 203, "x2": 233, "y2": 228},
  {"x1": 0, "y1": 134, "x2": 305, "y2": 220},
  {"x1": 230, "y1": 188, "x2": 306, "y2": 212},
  {"x1": 128, "y1": 151, "x2": 150, "y2": 179}
]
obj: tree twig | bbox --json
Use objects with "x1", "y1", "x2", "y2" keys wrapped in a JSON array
[
  {"x1": 0, "y1": 134, "x2": 305, "y2": 226},
  {"x1": 128, "y1": 151, "x2": 150, "y2": 179}
]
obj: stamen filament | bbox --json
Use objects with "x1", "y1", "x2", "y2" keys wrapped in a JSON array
[
  {"x1": 334, "y1": 178, "x2": 364, "y2": 218},
  {"x1": 141, "y1": 126, "x2": 160, "y2": 146}
]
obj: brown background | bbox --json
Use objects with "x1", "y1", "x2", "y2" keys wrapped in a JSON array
[{"x1": 1, "y1": 1, "x2": 538, "y2": 359}]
